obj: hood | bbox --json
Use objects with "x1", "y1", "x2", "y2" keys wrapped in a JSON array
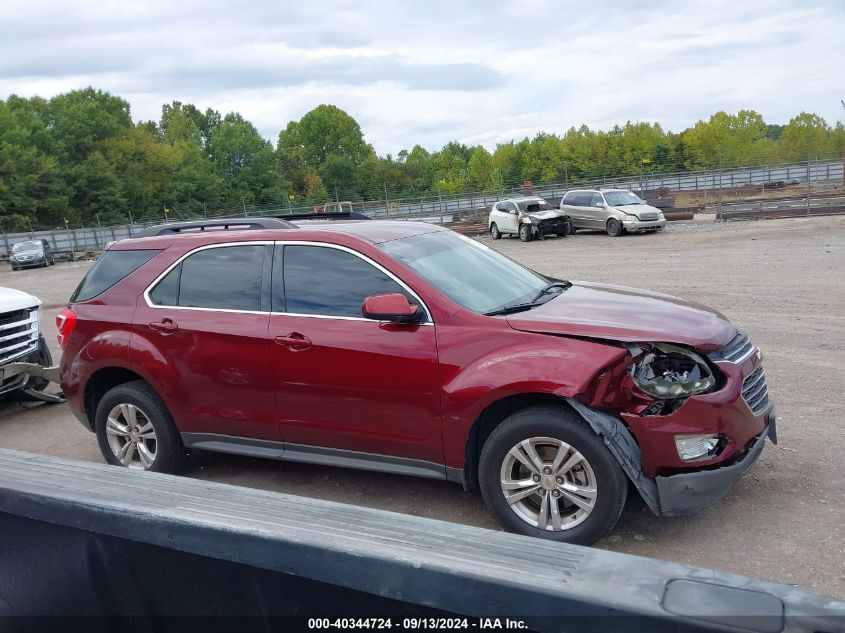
[
  {"x1": 0, "y1": 287, "x2": 41, "y2": 312},
  {"x1": 506, "y1": 281, "x2": 735, "y2": 350},
  {"x1": 611, "y1": 203, "x2": 662, "y2": 220},
  {"x1": 521, "y1": 209, "x2": 562, "y2": 221}
]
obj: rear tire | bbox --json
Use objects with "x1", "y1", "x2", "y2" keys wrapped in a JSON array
[
  {"x1": 479, "y1": 404, "x2": 627, "y2": 545},
  {"x1": 519, "y1": 224, "x2": 533, "y2": 242},
  {"x1": 95, "y1": 380, "x2": 186, "y2": 474},
  {"x1": 490, "y1": 223, "x2": 501, "y2": 240},
  {"x1": 606, "y1": 218, "x2": 623, "y2": 237}
]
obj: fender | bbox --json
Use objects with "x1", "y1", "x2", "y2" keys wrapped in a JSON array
[
  {"x1": 62, "y1": 328, "x2": 134, "y2": 415},
  {"x1": 567, "y1": 398, "x2": 660, "y2": 515},
  {"x1": 436, "y1": 320, "x2": 628, "y2": 469}
]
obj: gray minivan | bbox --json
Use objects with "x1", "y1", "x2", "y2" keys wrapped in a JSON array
[
  {"x1": 10, "y1": 239, "x2": 55, "y2": 270},
  {"x1": 560, "y1": 189, "x2": 666, "y2": 237}
]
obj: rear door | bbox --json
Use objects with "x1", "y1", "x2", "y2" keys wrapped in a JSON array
[
  {"x1": 561, "y1": 192, "x2": 583, "y2": 226},
  {"x1": 133, "y1": 242, "x2": 277, "y2": 441},
  {"x1": 268, "y1": 242, "x2": 443, "y2": 468}
]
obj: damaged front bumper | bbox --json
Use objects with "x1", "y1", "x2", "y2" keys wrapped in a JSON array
[
  {"x1": 656, "y1": 407, "x2": 777, "y2": 516},
  {"x1": 567, "y1": 398, "x2": 776, "y2": 518},
  {"x1": 622, "y1": 218, "x2": 666, "y2": 232}
]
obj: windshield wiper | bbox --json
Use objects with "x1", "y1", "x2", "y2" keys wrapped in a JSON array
[
  {"x1": 484, "y1": 281, "x2": 571, "y2": 316},
  {"x1": 531, "y1": 281, "x2": 571, "y2": 301}
]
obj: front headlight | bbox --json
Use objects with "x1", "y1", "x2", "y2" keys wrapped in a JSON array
[{"x1": 631, "y1": 343, "x2": 715, "y2": 399}]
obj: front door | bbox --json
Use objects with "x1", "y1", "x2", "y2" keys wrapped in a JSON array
[
  {"x1": 269, "y1": 243, "x2": 443, "y2": 468},
  {"x1": 133, "y1": 243, "x2": 277, "y2": 441}
]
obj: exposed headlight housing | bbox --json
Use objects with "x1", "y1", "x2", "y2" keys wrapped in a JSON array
[
  {"x1": 631, "y1": 343, "x2": 716, "y2": 399},
  {"x1": 675, "y1": 434, "x2": 722, "y2": 461}
]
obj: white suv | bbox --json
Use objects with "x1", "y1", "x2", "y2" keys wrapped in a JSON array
[
  {"x1": 559, "y1": 189, "x2": 666, "y2": 237},
  {"x1": 488, "y1": 197, "x2": 572, "y2": 242}
]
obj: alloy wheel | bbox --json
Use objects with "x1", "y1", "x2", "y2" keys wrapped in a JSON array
[
  {"x1": 105, "y1": 403, "x2": 158, "y2": 470},
  {"x1": 500, "y1": 436, "x2": 597, "y2": 531}
]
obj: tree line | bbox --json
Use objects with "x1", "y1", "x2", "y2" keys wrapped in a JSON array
[{"x1": 1, "y1": 87, "x2": 843, "y2": 231}]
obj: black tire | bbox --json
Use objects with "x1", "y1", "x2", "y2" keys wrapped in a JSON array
[
  {"x1": 11, "y1": 266, "x2": 17, "y2": 271},
  {"x1": 518, "y1": 223, "x2": 533, "y2": 242},
  {"x1": 24, "y1": 337, "x2": 51, "y2": 393},
  {"x1": 606, "y1": 218, "x2": 623, "y2": 237},
  {"x1": 490, "y1": 223, "x2": 501, "y2": 240},
  {"x1": 479, "y1": 404, "x2": 627, "y2": 545},
  {"x1": 50, "y1": 256, "x2": 56, "y2": 265},
  {"x1": 40, "y1": 259, "x2": 48, "y2": 268},
  {"x1": 95, "y1": 380, "x2": 186, "y2": 474}
]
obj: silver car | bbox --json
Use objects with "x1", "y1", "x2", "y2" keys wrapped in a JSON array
[
  {"x1": 488, "y1": 197, "x2": 573, "y2": 242},
  {"x1": 559, "y1": 189, "x2": 666, "y2": 237}
]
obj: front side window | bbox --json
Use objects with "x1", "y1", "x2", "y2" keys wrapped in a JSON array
[
  {"x1": 280, "y1": 245, "x2": 408, "y2": 318},
  {"x1": 380, "y1": 231, "x2": 547, "y2": 315},
  {"x1": 150, "y1": 245, "x2": 265, "y2": 311},
  {"x1": 591, "y1": 193, "x2": 605, "y2": 206}
]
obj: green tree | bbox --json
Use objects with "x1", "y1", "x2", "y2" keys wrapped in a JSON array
[
  {"x1": 779, "y1": 113, "x2": 835, "y2": 161},
  {"x1": 277, "y1": 105, "x2": 374, "y2": 169},
  {"x1": 466, "y1": 146, "x2": 492, "y2": 191}
]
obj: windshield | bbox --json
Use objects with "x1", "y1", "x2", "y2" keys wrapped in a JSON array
[
  {"x1": 603, "y1": 191, "x2": 644, "y2": 206},
  {"x1": 379, "y1": 231, "x2": 548, "y2": 315},
  {"x1": 12, "y1": 240, "x2": 42, "y2": 252},
  {"x1": 517, "y1": 199, "x2": 552, "y2": 212}
]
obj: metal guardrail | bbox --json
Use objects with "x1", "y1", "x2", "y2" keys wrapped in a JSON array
[{"x1": 0, "y1": 449, "x2": 842, "y2": 631}]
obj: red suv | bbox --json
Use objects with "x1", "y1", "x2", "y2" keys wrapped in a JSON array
[{"x1": 58, "y1": 217, "x2": 776, "y2": 544}]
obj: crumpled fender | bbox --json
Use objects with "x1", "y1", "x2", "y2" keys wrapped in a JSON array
[{"x1": 567, "y1": 398, "x2": 661, "y2": 516}]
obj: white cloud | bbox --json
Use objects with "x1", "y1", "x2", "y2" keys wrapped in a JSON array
[{"x1": 1, "y1": 0, "x2": 843, "y2": 154}]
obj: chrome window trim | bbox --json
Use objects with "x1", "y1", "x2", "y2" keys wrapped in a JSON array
[
  {"x1": 143, "y1": 239, "x2": 433, "y2": 323},
  {"x1": 142, "y1": 241, "x2": 273, "y2": 313},
  {"x1": 271, "y1": 241, "x2": 433, "y2": 324}
]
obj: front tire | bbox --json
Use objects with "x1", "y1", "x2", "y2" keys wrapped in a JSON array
[
  {"x1": 95, "y1": 380, "x2": 186, "y2": 474},
  {"x1": 479, "y1": 404, "x2": 627, "y2": 545},
  {"x1": 518, "y1": 224, "x2": 533, "y2": 242},
  {"x1": 606, "y1": 218, "x2": 623, "y2": 237},
  {"x1": 490, "y1": 223, "x2": 501, "y2": 240}
]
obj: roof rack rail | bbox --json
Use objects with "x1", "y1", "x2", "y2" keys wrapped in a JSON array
[
  {"x1": 276, "y1": 211, "x2": 373, "y2": 222},
  {"x1": 132, "y1": 217, "x2": 297, "y2": 238}
]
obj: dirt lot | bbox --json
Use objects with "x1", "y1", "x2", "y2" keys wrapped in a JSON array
[{"x1": 1, "y1": 215, "x2": 843, "y2": 598}]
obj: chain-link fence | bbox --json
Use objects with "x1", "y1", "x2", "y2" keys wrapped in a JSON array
[{"x1": 3, "y1": 157, "x2": 842, "y2": 256}]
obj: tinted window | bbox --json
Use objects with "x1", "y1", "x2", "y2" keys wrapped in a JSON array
[
  {"x1": 562, "y1": 192, "x2": 575, "y2": 205},
  {"x1": 149, "y1": 266, "x2": 181, "y2": 306},
  {"x1": 575, "y1": 192, "x2": 593, "y2": 206},
  {"x1": 591, "y1": 193, "x2": 604, "y2": 206},
  {"x1": 282, "y1": 245, "x2": 407, "y2": 318},
  {"x1": 71, "y1": 249, "x2": 159, "y2": 302},
  {"x1": 177, "y1": 245, "x2": 265, "y2": 311}
]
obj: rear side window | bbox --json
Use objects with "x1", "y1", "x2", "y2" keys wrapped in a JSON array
[
  {"x1": 151, "y1": 245, "x2": 266, "y2": 311},
  {"x1": 280, "y1": 245, "x2": 408, "y2": 318},
  {"x1": 71, "y1": 249, "x2": 159, "y2": 302}
]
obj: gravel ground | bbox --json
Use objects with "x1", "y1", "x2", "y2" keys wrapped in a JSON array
[{"x1": 1, "y1": 215, "x2": 843, "y2": 598}]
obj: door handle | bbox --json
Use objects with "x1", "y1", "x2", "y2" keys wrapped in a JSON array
[
  {"x1": 274, "y1": 332, "x2": 312, "y2": 351},
  {"x1": 149, "y1": 318, "x2": 178, "y2": 334}
]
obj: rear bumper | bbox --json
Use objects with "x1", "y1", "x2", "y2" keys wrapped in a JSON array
[
  {"x1": 655, "y1": 407, "x2": 777, "y2": 516},
  {"x1": 622, "y1": 218, "x2": 666, "y2": 232}
]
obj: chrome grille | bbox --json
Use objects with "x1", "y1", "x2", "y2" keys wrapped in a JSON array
[
  {"x1": 0, "y1": 308, "x2": 39, "y2": 364},
  {"x1": 637, "y1": 211, "x2": 659, "y2": 221},
  {"x1": 742, "y1": 367, "x2": 770, "y2": 416},
  {"x1": 712, "y1": 333, "x2": 755, "y2": 363}
]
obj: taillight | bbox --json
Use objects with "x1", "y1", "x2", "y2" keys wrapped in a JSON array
[{"x1": 56, "y1": 308, "x2": 78, "y2": 350}]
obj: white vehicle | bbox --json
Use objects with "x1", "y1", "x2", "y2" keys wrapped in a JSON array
[
  {"x1": 0, "y1": 287, "x2": 61, "y2": 401},
  {"x1": 488, "y1": 197, "x2": 573, "y2": 242},
  {"x1": 559, "y1": 189, "x2": 666, "y2": 237}
]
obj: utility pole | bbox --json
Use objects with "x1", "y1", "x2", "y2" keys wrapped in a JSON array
[
  {"x1": 334, "y1": 186, "x2": 340, "y2": 204},
  {"x1": 242, "y1": 197, "x2": 248, "y2": 218},
  {"x1": 806, "y1": 137, "x2": 811, "y2": 216},
  {"x1": 717, "y1": 154, "x2": 723, "y2": 221},
  {"x1": 384, "y1": 182, "x2": 390, "y2": 218},
  {"x1": 64, "y1": 217, "x2": 75, "y2": 262},
  {"x1": 27, "y1": 218, "x2": 35, "y2": 238}
]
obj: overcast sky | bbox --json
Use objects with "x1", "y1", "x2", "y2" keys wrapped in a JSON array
[{"x1": 2, "y1": 0, "x2": 844, "y2": 155}]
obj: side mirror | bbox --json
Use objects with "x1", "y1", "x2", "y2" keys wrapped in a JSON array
[
  {"x1": 362, "y1": 293, "x2": 422, "y2": 324},
  {"x1": 595, "y1": 202, "x2": 605, "y2": 208}
]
